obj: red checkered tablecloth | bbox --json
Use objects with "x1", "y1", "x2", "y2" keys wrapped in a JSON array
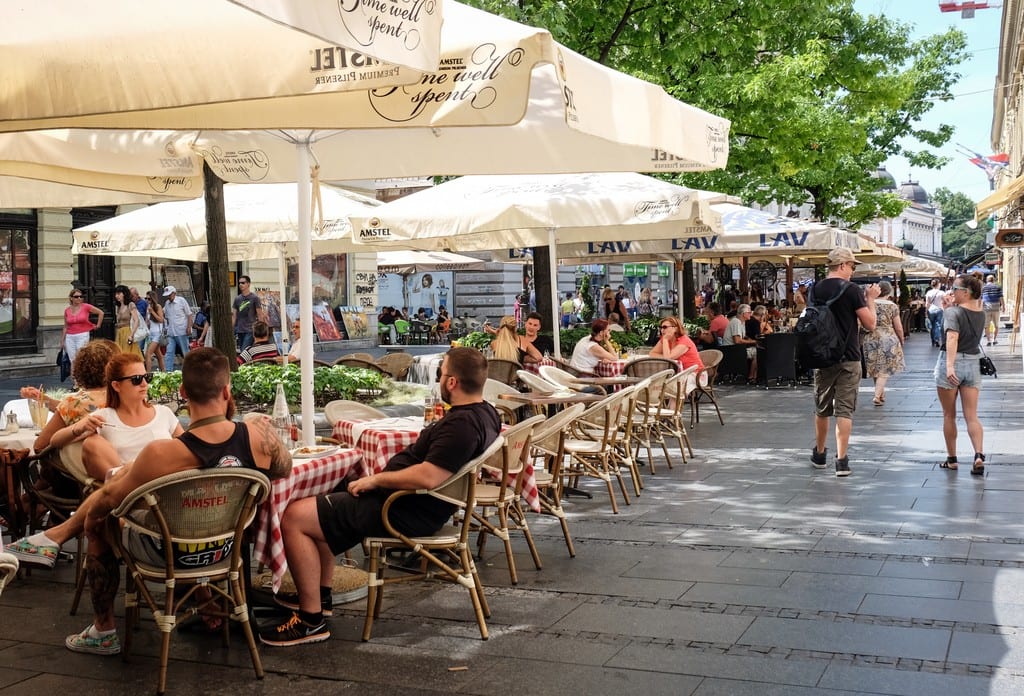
[
  {"x1": 594, "y1": 359, "x2": 630, "y2": 377},
  {"x1": 521, "y1": 356, "x2": 556, "y2": 375},
  {"x1": 252, "y1": 447, "x2": 364, "y2": 592},
  {"x1": 333, "y1": 418, "x2": 539, "y2": 513}
]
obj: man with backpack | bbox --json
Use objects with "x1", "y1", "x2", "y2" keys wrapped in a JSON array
[{"x1": 804, "y1": 248, "x2": 879, "y2": 477}]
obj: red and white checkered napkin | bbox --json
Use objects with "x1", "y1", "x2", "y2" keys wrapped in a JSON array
[{"x1": 253, "y1": 447, "x2": 363, "y2": 593}]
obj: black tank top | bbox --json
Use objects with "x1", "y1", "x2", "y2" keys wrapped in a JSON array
[{"x1": 179, "y1": 422, "x2": 257, "y2": 470}]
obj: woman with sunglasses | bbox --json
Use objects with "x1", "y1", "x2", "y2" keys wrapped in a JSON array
[
  {"x1": 935, "y1": 274, "x2": 987, "y2": 475},
  {"x1": 61, "y1": 287, "x2": 104, "y2": 367},
  {"x1": 650, "y1": 316, "x2": 706, "y2": 392},
  {"x1": 73, "y1": 353, "x2": 183, "y2": 482},
  {"x1": 4, "y1": 347, "x2": 183, "y2": 569}
]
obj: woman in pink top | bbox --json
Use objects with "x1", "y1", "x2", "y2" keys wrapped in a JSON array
[
  {"x1": 650, "y1": 316, "x2": 706, "y2": 392},
  {"x1": 61, "y1": 288, "x2": 105, "y2": 367}
]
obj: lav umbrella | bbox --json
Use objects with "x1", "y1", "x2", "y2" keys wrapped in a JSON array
[{"x1": 347, "y1": 172, "x2": 731, "y2": 355}]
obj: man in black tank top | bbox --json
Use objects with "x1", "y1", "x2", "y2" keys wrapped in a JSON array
[
  {"x1": 259, "y1": 348, "x2": 501, "y2": 648},
  {"x1": 64, "y1": 348, "x2": 290, "y2": 657}
]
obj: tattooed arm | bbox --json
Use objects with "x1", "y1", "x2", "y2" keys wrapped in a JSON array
[{"x1": 243, "y1": 413, "x2": 292, "y2": 479}]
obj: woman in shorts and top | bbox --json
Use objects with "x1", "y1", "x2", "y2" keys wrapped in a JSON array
[
  {"x1": 61, "y1": 287, "x2": 105, "y2": 367},
  {"x1": 934, "y1": 274, "x2": 987, "y2": 475}
]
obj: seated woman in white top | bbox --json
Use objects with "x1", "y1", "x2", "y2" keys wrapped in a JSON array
[
  {"x1": 570, "y1": 318, "x2": 619, "y2": 374},
  {"x1": 75, "y1": 353, "x2": 184, "y2": 481}
]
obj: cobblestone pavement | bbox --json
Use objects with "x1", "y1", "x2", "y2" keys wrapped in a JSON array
[{"x1": 0, "y1": 334, "x2": 1022, "y2": 695}]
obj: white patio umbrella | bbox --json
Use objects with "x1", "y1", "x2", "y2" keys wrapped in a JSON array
[
  {"x1": 71, "y1": 183, "x2": 380, "y2": 262},
  {"x1": 376, "y1": 251, "x2": 487, "y2": 274},
  {"x1": 0, "y1": 2, "x2": 730, "y2": 442},
  {"x1": 0, "y1": 175, "x2": 195, "y2": 209},
  {"x1": 348, "y1": 173, "x2": 731, "y2": 355},
  {"x1": 1, "y1": 0, "x2": 440, "y2": 132}
]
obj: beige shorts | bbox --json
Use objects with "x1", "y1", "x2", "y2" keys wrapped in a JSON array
[{"x1": 814, "y1": 361, "x2": 861, "y2": 419}]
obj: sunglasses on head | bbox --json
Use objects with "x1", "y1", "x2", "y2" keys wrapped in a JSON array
[{"x1": 114, "y1": 373, "x2": 153, "y2": 386}]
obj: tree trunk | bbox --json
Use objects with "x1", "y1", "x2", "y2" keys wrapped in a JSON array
[
  {"x1": 532, "y1": 245, "x2": 553, "y2": 331},
  {"x1": 203, "y1": 163, "x2": 237, "y2": 366}
]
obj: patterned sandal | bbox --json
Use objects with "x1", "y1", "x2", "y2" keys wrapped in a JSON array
[
  {"x1": 971, "y1": 453, "x2": 985, "y2": 476},
  {"x1": 939, "y1": 456, "x2": 957, "y2": 471}
]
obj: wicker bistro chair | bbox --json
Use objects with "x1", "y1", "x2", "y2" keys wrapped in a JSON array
[
  {"x1": 333, "y1": 357, "x2": 389, "y2": 375},
  {"x1": 550, "y1": 355, "x2": 593, "y2": 378},
  {"x1": 109, "y1": 468, "x2": 270, "y2": 695},
  {"x1": 528, "y1": 403, "x2": 586, "y2": 558},
  {"x1": 656, "y1": 366, "x2": 700, "y2": 461},
  {"x1": 17, "y1": 443, "x2": 95, "y2": 614},
  {"x1": 487, "y1": 358, "x2": 521, "y2": 386},
  {"x1": 690, "y1": 349, "x2": 725, "y2": 427},
  {"x1": 538, "y1": 365, "x2": 606, "y2": 395},
  {"x1": 563, "y1": 386, "x2": 636, "y2": 514},
  {"x1": 625, "y1": 370, "x2": 675, "y2": 478},
  {"x1": 471, "y1": 415, "x2": 545, "y2": 584},
  {"x1": 340, "y1": 352, "x2": 377, "y2": 363},
  {"x1": 375, "y1": 351, "x2": 415, "y2": 381},
  {"x1": 516, "y1": 369, "x2": 560, "y2": 394},
  {"x1": 623, "y1": 356, "x2": 680, "y2": 379},
  {"x1": 0, "y1": 552, "x2": 17, "y2": 597},
  {"x1": 323, "y1": 399, "x2": 388, "y2": 425},
  {"x1": 483, "y1": 378, "x2": 522, "y2": 425},
  {"x1": 362, "y1": 436, "x2": 505, "y2": 641}
]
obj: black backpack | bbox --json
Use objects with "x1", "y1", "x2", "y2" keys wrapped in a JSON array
[{"x1": 794, "y1": 281, "x2": 848, "y2": 369}]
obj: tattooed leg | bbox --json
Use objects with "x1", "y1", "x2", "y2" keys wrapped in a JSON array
[{"x1": 85, "y1": 548, "x2": 120, "y2": 632}]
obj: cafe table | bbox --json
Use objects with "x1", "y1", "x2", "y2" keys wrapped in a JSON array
[
  {"x1": 252, "y1": 445, "x2": 365, "y2": 592},
  {"x1": 334, "y1": 416, "x2": 542, "y2": 513},
  {"x1": 497, "y1": 391, "x2": 604, "y2": 407},
  {"x1": 521, "y1": 356, "x2": 556, "y2": 375},
  {"x1": 594, "y1": 359, "x2": 631, "y2": 378},
  {"x1": 571, "y1": 374, "x2": 642, "y2": 387}
]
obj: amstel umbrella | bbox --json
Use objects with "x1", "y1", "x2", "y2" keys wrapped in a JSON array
[
  {"x1": 376, "y1": 250, "x2": 487, "y2": 274},
  {"x1": 1, "y1": 0, "x2": 441, "y2": 133}
]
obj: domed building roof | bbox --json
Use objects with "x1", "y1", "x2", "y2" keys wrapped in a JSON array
[
  {"x1": 898, "y1": 179, "x2": 930, "y2": 205},
  {"x1": 871, "y1": 167, "x2": 897, "y2": 191}
]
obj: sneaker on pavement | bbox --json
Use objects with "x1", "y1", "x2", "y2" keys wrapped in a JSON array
[
  {"x1": 65, "y1": 626, "x2": 121, "y2": 655},
  {"x1": 835, "y1": 457, "x2": 851, "y2": 477},
  {"x1": 259, "y1": 612, "x2": 330, "y2": 647},
  {"x1": 273, "y1": 591, "x2": 333, "y2": 617},
  {"x1": 810, "y1": 447, "x2": 827, "y2": 469},
  {"x1": 6, "y1": 537, "x2": 59, "y2": 569}
]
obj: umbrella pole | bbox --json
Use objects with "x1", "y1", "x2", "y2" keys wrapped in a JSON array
[
  {"x1": 548, "y1": 228, "x2": 561, "y2": 358},
  {"x1": 296, "y1": 145, "x2": 315, "y2": 446},
  {"x1": 278, "y1": 246, "x2": 289, "y2": 354}
]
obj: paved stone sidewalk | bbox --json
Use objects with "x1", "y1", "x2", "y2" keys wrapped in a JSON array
[{"x1": 0, "y1": 334, "x2": 1021, "y2": 695}]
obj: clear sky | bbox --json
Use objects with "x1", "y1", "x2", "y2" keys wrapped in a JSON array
[{"x1": 854, "y1": 0, "x2": 1003, "y2": 205}]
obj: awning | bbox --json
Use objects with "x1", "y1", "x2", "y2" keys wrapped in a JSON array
[
  {"x1": 976, "y1": 172, "x2": 1024, "y2": 221},
  {"x1": 376, "y1": 250, "x2": 486, "y2": 275}
]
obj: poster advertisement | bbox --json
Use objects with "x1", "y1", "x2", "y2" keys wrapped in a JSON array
[
  {"x1": 312, "y1": 302, "x2": 342, "y2": 341},
  {"x1": 377, "y1": 271, "x2": 453, "y2": 316},
  {"x1": 336, "y1": 306, "x2": 370, "y2": 339}
]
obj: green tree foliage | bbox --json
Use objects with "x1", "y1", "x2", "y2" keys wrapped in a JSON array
[
  {"x1": 931, "y1": 187, "x2": 986, "y2": 259},
  {"x1": 467, "y1": 0, "x2": 967, "y2": 226}
]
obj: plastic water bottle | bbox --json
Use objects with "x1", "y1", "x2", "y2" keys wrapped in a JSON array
[{"x1": 271, "y1": 382, "x2": 290, "y2": 447}]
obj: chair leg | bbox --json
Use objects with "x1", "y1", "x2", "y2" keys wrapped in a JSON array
[
  {"x1": 362, "y1": 544, "x2": 383, "y2": 641},
  {"x1": 510, "y1": 501, "x2": 542, "y2": 571},
  {"x1": 232, "y1": 571, "x2": 264, "y2": 680},
  {"x1": 70, "y1": 533, "x2": 86, "y2": 615},
  {"x1": 461, "y1": 546, "x2": 490, "y2": 639}
]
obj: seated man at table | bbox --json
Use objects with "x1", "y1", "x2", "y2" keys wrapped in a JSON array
[
  {"x1": 522, "y1": 312, "x2": 554, "y2": 362},
  {"x1": 64, "y1": 348, "x2": 291, "y2": 656},
  {"x1": 237, "y1": 321, "x2": 281, "y2": 364},
  {"x1": 259, "y1": 347, "x2": 501, "y2": 648},
  {"x1": 569, "y1": 318, "x2": 619, "y2": 375}
]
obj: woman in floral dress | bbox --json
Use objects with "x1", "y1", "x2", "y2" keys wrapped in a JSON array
[{"x1": 861, "y1": 280, "x2": 905, "y2": 406}]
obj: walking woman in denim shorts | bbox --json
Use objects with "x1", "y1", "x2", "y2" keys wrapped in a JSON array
[{"x1": 934, "y1": 274, "x2": 987, "y2": 475}]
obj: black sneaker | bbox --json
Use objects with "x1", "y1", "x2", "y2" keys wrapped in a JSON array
[
  {"x1": 274, "y1": 591, "x2": 334, "y2": 617},
  {"x1": 259, "y1": 613, "x2": 330, "y2": 647},
  {"x1": 835, "y1": 456, "x2": 851, "y2": 477},
  {"x1": 810, "y1": 447, "x2": 827, "y2": 469}
]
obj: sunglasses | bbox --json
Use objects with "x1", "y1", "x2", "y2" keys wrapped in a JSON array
[
  {"x1": 71, "y1": 295, "x2": 83, "y2": 299},
  {"x1": 114, "y1": 373, "x2": 153, "y2": 386},
  {"x1": 659, "y1": 325, "x2": 673, "y2": 330}
]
